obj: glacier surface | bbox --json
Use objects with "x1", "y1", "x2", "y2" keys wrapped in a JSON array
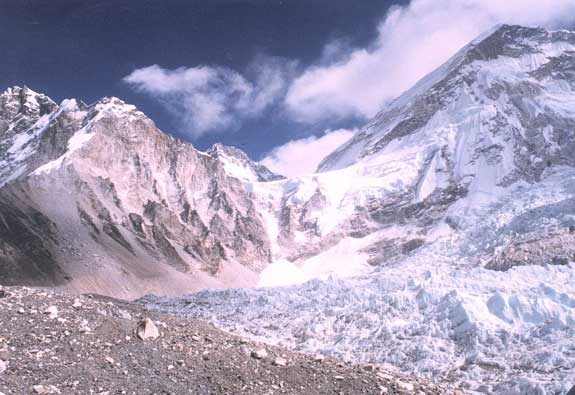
[{"x1": 142, "y1": 163, "x2": 575, "y2": 395}]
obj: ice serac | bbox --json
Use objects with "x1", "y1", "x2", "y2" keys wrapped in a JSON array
[{"x1": 0, "y1": 87, "x2": 273, "y2": 297}]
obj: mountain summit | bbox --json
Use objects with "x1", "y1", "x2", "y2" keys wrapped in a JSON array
[{"x1": 318, "y1": 24, "x2": 575, "y2": 174}]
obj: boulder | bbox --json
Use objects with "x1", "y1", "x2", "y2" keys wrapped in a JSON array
[{"x1": 136, "y1": 318, "x2": 160, "y2": 340}]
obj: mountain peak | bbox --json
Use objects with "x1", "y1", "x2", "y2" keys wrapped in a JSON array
[
  {"x1": 318, "y1": 24, "x2": 575, "y2": 173},
  {"x1": 462, "y1": 24, "x2": 549, "y2": 64},
  {"x1": 208, "y1": 143, "x2": 285, "y2": 182},
  {"x1": 90, "y1": 96, "x2": 141, "y2": 117},
  {"x1": 0, "y1": 86, "x2": 57, "y2": 125}
]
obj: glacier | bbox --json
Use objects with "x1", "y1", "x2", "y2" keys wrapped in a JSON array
[
  {"x1": 142, "y1": 164, "x2": 575, "y2": 394},
  {"x1": 141, "y1": 25, "x2": 575, "y2": 395}
]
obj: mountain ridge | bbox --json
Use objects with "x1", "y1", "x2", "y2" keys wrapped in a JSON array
[
  {"x1": 0, "y1": 86, "x2": 282, "y2": 296},
  {"x1": 1, "y1": 23, "x2": 575, "y2": 296},
  {"x1": 2, "y1": 24, "x2": 575, "y2": 392}
]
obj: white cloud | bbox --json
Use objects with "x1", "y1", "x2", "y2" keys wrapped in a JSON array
[
  {"x1": 260, "y1": 129, "x2": 355, "y2": 177},
  {"x1": 285, "y1": 0, "x2": 575, "y2": 123},
  {"x1": 123, "y1": 56, "x2": 296, "y2": 138}
]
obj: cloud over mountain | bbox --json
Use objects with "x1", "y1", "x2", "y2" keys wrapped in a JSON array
[
  {"x1": 260, "y1": 128, "x2": 355, "y2": 177},
  {"x1": 284, "y1": 0, "x2": 575, "y2": 123},
  {"x1": 124, "y1": 56, "x2": 296, "y2": 138}
]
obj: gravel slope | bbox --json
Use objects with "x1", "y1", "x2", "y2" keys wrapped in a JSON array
[{"x1": 0, "y1": 286, "x2": 460, "y2": 395}]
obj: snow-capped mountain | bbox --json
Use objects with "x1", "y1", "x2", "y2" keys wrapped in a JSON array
[
  {"x1": 2, "y1": 24, "x2": 574, "y2": 291},
  {"x1": 1, "y1": 25, "x2": 575, "y2": 294},
  {"x1": 0, "y1": 86, "x2": 283, "y2": 297},
  {"x1": 318, "y1": 24, "x2": 575, "y2": 174},
  {"x1": 140, "y1": 25, "x2": 575, "y2": 395},
  {"x1": 248, "y1": 24, "x2": 575, "y2": 281}
]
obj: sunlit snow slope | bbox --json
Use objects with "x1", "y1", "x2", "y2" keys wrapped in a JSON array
[{"x1": 246, "y1": 24, "x2": 575, "y2": 283}]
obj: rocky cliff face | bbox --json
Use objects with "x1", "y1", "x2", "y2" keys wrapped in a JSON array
[{"x1": 0, "y1": 87, "x2": 282, "y2": 297}]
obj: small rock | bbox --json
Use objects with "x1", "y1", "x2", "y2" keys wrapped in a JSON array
[
  {"x1": 251, "y1": 348, "x2": 268, "y2": 360},
  {"x1": 105, "y1": 356, "x2": 114, "y2": 365},
  {"x1": 43, "y1": 306, "x2": 58, "y2": 318},
  {"x1": 72, "y1": 299, "x2": 82, "y2": 309},
  {"x1": 378, "y1": 372, "x2": 394, "y2": 381},
  {"x1": 334, "y1": 375, "x2": 345, "y2": 381},
  {"x1": 44, "y1": 306, "x2": 58, "y2": 318},
  {"x1": 79, "y1": 319, "x2": 91, "y2": 333},
  {"x1": 136, "y1": 318, "x2": 159, "y2": 340},
  {"x1": 273, "y1": 356, "x2": 288, "y2": 366},
  {"x1": 117, "y1": 309, "x2": 132, "y2": 320},
  {"x1": 32, "y1": 385, "x2": 60, "y2": 394},
  {"x1": 397, "y1": 381, "x2": 415, "y2": 391},
  {"x1": 312, "y1": 354, "x2": 325, "y2": 363},
  {"x1": 0, "y1": 347, "x2": 9, "y2": 361}
]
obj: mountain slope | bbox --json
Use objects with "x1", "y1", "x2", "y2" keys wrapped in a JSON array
[
  {"x1": 0, "y1": 87, "x2": 283, "y2": 297},
  {"x1": 247, "y1": 24, "x2": 575, "y2": 283}
]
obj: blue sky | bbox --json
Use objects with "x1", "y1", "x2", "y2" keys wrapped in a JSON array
[
  {"x1": 2, "y1": 0, "x2": 575, "y2": 176},
  {"x1": 0, "y1": 0, "x2": 394, "y2": 159}
]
